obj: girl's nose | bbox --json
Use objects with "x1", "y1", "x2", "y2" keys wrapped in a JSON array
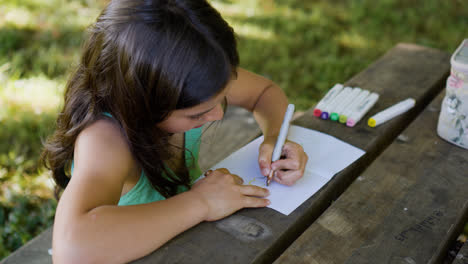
[{"x1": 204, "y1": 104, "x2": 224, "y2": 122}]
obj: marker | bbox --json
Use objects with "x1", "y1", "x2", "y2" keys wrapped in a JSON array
[
  {"x1": 346, "y1": 92, "x2": 379, "y2": 127},
  {"x1": 321, "y1": 87, "x2": 352, "y2": 120},
  {"x1": 313, "y1": 83, "x2": 343, "y2": 117},
  {"x1": 267, "y1": 104, "x2": 295, "y2": 186},
  {"x1": 339, "y1": 90, "x2": 370, "y2": 123},
  {"x1": 330, "y1": 87, "x2": 362, "y2": 121},
  {"x1": 368, "y1": 98, "x2": 415, "y2": 127}
]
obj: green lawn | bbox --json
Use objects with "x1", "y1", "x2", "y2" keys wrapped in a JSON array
[{"x1": 0, "y1": 0, "x2": 467, "y2": 259}]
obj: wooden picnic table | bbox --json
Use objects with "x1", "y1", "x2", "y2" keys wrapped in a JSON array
[
  {"x1": 3, "y1": 43, "x2": 466, "y2": 264},
  {"x1": 275, "y1": 82, "x2": 468, "y2": 264}
]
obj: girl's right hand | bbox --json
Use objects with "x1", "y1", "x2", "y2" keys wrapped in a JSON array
[{"x1": 190, "y1": 168, "x2": 270, "y2": 221}]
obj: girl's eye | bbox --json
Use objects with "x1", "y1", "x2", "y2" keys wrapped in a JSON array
[{"x1": 189, "y1": 114, "x2": 204, "y2": 120}]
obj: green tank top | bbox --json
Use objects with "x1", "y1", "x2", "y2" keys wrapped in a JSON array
[
  {"x1": 118, "y1": 128, "x2": 203, "y2": 206},
  {"x1": 71, "y1": 113, "x2": 203, "y2": 206}
]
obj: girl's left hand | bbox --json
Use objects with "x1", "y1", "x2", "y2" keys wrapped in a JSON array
[{"x1": 258, "y1": 138, "x2": 308, "y2": 186}]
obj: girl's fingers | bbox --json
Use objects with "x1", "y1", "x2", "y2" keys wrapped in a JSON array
[
  {"x1": 242, "y1": 196, "x2": 270, "y2": 208},
  {"x1": 239, "y1": 184, "x2": 269, "y2": 197},
  {"x1": 274, "y1": 170, "x2": 301, "y2": 186},
  {"x1": 271, "y1": 141, "x2": 308, "y2": 173},
  {"x1": 231, "y1": 174, "x2": 244, "y2": 185},
  {"x1": 215, "y1": 168, "x2": 231, "y2": 175},
  {"x1": 205, "y1": 168, "x2": 244, "y2": 185},
  {"x1": 258, "y1": 142, "x2": 274, "y2": 176},
  {"x1": 272, "y1": 158, "x2": 301, "y2": 171}
]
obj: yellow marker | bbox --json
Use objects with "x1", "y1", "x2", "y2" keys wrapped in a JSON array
[
  {"x1": 368, "y1": 118, "x2": 377, "y2": 127},
  {"x1": 368, "y1": 98, "x2": 415, "y2": 127}
]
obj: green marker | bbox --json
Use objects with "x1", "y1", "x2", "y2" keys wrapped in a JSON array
[
  {"x1": 327, "y1": 87, "x2": 352, "y2": 121},
  {"x1": 330, "y1": 87, "x2": 361, "y2": 122},
  {"x1": 330, "y1": 112, "x2": 340, "y2": 121}
]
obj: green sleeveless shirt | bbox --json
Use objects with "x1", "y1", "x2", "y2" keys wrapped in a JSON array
[
  {"x1": 118, "y1": 128, "x2": 203, "y2": 206},
  {"x1": 71, "y1": 113, "x2": 203, "y2": 206}
]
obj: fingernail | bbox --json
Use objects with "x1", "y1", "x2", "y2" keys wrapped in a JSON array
[{"x1": 262, "y1": 169, "x2": 269, "y2": 175}]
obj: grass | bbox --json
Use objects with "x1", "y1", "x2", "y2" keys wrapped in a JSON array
[{"x1": 0, "y1": 0, "x2": 467, "y2": 260}]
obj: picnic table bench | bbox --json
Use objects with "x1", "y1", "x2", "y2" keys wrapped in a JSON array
[{"x1": 2, "y1": 43, "x2": 467, "y2": 264}]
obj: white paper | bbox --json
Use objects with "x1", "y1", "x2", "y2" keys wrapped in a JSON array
[{"x1": 208, "y1": 125, "x2": 365, "y2": 215}]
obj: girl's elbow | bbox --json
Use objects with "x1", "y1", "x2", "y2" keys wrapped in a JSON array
[
  {"x1": 52, "y1": 233, "x2": 106, "y2": 264},
  {"x1": 52, "y1": 243, "x2": 92, "y2": 264}
]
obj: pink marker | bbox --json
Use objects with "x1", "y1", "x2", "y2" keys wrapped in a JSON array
[{"x1": 346, "y1": 93, "x2": 379, "y2": 127}]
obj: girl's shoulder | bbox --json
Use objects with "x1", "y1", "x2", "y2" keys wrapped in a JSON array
[
  {"x1": 77, "y1": 118, "x2": 127, "y2": 150},
  {"x1": 74, "y1": 118, "x2": 137, "y2": 184}
]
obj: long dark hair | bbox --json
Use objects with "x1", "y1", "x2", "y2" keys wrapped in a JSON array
[{"x1": 41, "y1": 0, "x2": 239, "y2": 198}]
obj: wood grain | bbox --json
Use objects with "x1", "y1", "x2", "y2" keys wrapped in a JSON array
[{"x1": 275, "y1": 91, "x2": 468, "y2": 264}]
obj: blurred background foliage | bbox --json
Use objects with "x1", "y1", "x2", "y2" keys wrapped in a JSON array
[{"x1": 0, "y1": 0, "x2": 467, "y2": 259}]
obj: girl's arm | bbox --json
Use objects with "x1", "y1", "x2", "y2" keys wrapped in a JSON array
[
  {"x1": 52, "y1": 120, "x2": 269, "y2": 264},
  {"x1": 227, "y1": 68, "x2": 288, "y2": 138},
  {"x1": 226, "y1": 68, "x2": 308, "y2": 185}
]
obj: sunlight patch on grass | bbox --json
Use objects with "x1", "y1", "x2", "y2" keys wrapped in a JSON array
[
  {"x1": 335, "y1": 31, "x2": 370, "y2": 50},
  {"x1": 48, "y1": 2, "x2": 99, "y2": 30},
  {"x1": 0, "y1": 170, "x2": 55, "y2": 202},
  {"x1": 0, "y1": 1, "x2": 99, "y2": 31},
  {"x1": 212, "y1": 1, "x2": 261, "y2": 18},
  {"x1": 1, "y1": 7, "x2": 34, "y2": 28},
  {"x1": 0, "y1": 75, "x2": 64, "y2": 118},
  {"x1": 229, "y1": 22, "x2": 276, "y2": 40}
]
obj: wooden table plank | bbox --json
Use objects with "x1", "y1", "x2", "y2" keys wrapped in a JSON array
[
  {"x1": 0, "y1": 228, "x2": 52, "y2": 264},
  {"x1": 453, "y1": 240, "x2": 468, "y2": 264},
  {"x1": 132, "y1": 43, "x2": 450, "y2": 263},
  {"x1": 275, "y1": 90, "x2": 468, "y2": 264}
]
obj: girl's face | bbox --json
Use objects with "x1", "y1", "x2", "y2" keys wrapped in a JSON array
[{"x1": 157, "y1": 89, "x2": 228, "y2": 133}]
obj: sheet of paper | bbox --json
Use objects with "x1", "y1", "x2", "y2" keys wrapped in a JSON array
[{"x1": 208, "y1": 125, "x2": 365, "y2": 215}]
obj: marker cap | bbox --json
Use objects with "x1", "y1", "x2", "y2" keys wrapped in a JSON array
[
  {"x1": 368, "y1": 118, "x2": 377, "y2": 127},
  {"x1": 320, "y1": 112, "x2": 329, "y2": 120},
  {"x1": 330, "y1": 113, "x2": 339, "y2": 121},
  {"x1": 313, "y1": 109, "x2": 322, "y2": 117},
  {"x1": 346, "y1": 118, "x2": 356, "y2": 127},
  {"x1": 339, "y1": 115, "x2": 348, "y2": 123}
]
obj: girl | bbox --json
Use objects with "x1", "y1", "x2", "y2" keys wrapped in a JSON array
[{"x1": 42, "y1": 0, "x2": 308, "y2": 263}]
